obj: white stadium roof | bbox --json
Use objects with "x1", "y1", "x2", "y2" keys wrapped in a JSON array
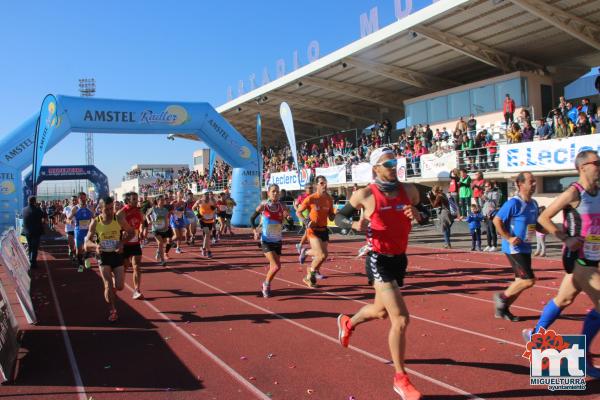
[{"x1": 217, "y1": 0, "x2": 600, "y2": 144}]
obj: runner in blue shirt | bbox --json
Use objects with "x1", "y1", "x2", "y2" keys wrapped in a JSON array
[
  {"x1": 493, "y1": 172, "x2": 544, "y2": 321},
  {"x1": 68, "y1": 192, "x2": 95, "y2": 272}
]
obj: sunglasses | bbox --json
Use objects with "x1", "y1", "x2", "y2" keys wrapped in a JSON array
[
  {"x1": 317, "y1": 181, "x2": 327, "y2": 185},
  {"x1": 582, "y1": 160, "x2": 600, "y2": 167},
  {"x1": 376, "y1": 159, "x2": 398, "y2": 169}
]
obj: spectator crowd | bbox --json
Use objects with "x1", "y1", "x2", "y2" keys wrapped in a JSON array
[
  {"x1": 124, "y1": 94, "x2": 597, "y2": 196},
  {"x1": 136, "y1": 163, "x2": 232, "y2": 195}
]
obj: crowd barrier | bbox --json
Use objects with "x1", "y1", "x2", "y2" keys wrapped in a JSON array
[
  {"x1": 262, "y1": 135, "x2": 596, "y2": 187},
  {"x1": 0, "y1": 228, "x2": 36, "y2": 383}
]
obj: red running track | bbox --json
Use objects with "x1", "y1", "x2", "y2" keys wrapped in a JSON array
[{"x1": 2, "y1": 229, "x2": 599, "y2": 399}]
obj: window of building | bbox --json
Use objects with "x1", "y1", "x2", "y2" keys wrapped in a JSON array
[
  {"x1": 194, "y1": 156, "x2": 203, "y2": 165},
  {"x1": 470, "y1": 85, "x2": 495, "y2": 115},
  {"x1": 543, "y1": 176, "x2": 577, "y2": 193},
  {"x1": 406, "y1": 101, "x2": 428, "y2": 126},
  {"x1": 405, "y1": 77, "x2": 529, "y2": 126},
  {"x1": 447, "y1": 91, "x2": 470, "y2": 120},
  {"x1": 494, "y1": 78, "x2": 525, "y2": 110},
  {"x1": 427, "y1": 96, "x2": 448, "y2": 123}
]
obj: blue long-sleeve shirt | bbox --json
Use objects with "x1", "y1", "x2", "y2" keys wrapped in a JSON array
[{"x1": 466, "y1": 212, "x2": 483, "y2": 231}]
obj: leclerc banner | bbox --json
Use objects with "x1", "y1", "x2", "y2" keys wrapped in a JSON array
[
  {"x1": 32, "y1": 95, "x2": 59, "y2": 189},
  {"x1": 499, "y1": 135, "x2": 600, "y2": 172},
  {"x1": 420, "y1": 152, "x2": 457, "y2": 179},
  {"x1": 315, "y1": 165, "x2": 347, "y2": 184},
  {"x1": 266, "y1": 169, "x2": 312, "y2": 191},
  {"x1": 351, "y1": 162, "x2": 372, "y2": 184},
  {"x1": 0, "y1": 229, "x2": 36, "y2": 324},
  {"x1": 0, "y1": 278, "x2": 19, "y2": 383}
]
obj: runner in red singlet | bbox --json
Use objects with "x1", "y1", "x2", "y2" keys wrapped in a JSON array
[
  {"x1": 335, "y1": 147, "x2": 427, "y2": 400},
  {"x1": 116, "y1": 191, "x2": 145, "y2": 300}
]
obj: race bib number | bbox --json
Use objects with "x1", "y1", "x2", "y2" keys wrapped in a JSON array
[
  {"x1": 153, "y1": 217, "x2": 166, "y2": 230},
  {"x1": 583, "y1": 234, "x2": 600, "y2": 261},
  {"x1": 525, "y1": 224, "x2": 536, "y2": 243},
  {"x1": 100, "y1": 239, "x2": 119, "y2": 252},
  {"x1": 185, "y1": 210, "x2": 196, "y2": 219},
  {"x1": 128, "y1": 231, "x2": 139, "y2": 243},
  {"x1": 79, "y1": 219, "x2": 90, "y2": 230},
  {"x1": 266, "y1": 224, "x2": 282, "y2": 240},
  {"x1": 203, "y1": 213, "x2": 214, "y2": 221}
]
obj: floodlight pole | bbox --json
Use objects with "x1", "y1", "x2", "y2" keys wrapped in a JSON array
[{"x1": 78, "y1": 78, "x2": 96, "y2": 165}]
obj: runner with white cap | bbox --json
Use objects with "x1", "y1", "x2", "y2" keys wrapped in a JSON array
[{"x1": 335, "y1": 147, "x2": 427, "y2": 400}]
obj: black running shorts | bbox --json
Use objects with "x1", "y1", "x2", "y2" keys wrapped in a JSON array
[
  {"x1": 201, "y1": 222, "x2": 214, "y2": 230},
  {"x1": 365, "y1": 252, "x2": 408, "y2": 286},
  {"x1": 122, "y1": 244, "x2": 142, "y2": 258},
  {"x1": 562, "y1": 248, "x2": 579, "y2": 274},
  {"x1": 307, "y1": 228, "x2": 329, "y2": 242},
  {"x1": 261, "y1": 241, "x2": 282, "y2": 255},
  {"x1": 99, "y1": 252, "x2": 124, "y2": 268},
  {"x1": 154, "y1": 229, "x2": 172, "y2": 239},
  {"x1": 506, "y1": 253, "x2": 534, "y2": 279}
]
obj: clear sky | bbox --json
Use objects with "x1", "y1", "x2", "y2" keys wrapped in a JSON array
[{"x1": 0, "y1": 0, "x2": 431, "y2": 189}]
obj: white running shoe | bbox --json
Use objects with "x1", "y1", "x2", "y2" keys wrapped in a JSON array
[
  {"x1": 483, "y1": 246, "x2": 490, "y2": 252},
  {"x1": 175, "y1": 247, "x2": 182, "y2": 254},
  {"x1": 521, "y1": 328, "x2": 532, "y2": 343},
  {"x1": 315, "y1": 272, "x2": 325, "y2": 280},
  {"x1": 261, "y1": 282, "x2": 271, "y2": 298},
  {"x1": 132, "y1": 290, "x2": 143, "y2": 300},
  {"x1": 295, "y1": 243, "x2": 302, "y2": 254},
  {"x1": 489, "y1": 246, "x2": 497, "y2": 252}
]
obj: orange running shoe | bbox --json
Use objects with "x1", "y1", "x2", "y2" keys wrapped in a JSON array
[
  {"x1": 337, "y1": 314, "x2": 352, "y2": 347},
  {"x1": 393, "y1": 373, "x2": 422, "y2": 400}
]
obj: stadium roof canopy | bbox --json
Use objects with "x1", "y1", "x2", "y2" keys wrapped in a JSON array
[{"x1": 216, "y1": 0, "x2": 600, "y2": 145}]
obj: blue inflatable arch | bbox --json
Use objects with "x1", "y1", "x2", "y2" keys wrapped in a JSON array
[
  {"x1": 0, "y1": 95, "x2": 260, "y2": 231},
  {"x1": 23, "y1": 165, "x2": 110, "y2": 205}
]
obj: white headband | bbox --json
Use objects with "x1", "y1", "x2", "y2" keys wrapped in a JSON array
[{"x1": 369, "y1": 147, "x2": 394, "y2": 166}]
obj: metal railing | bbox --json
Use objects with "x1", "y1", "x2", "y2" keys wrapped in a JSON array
[{"x1": 455, "y1": 146, "x2": 499, "y2": 172}]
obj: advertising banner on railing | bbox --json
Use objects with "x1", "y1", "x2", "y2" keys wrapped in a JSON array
[
  {"x1": 315, "y1": 165, "x2": 347, "y2": 185},
  {"x1": 0, "y1": 229, "x2": 36, "y2": 324},
  {"x1": 499, "y1": 135, "x2": 600, "y2": 172},
  {"x1": 420, "y1": 152, "x2": 457, "y2": 179},
  {"x1": 351, "y1": 163, "x2": 372, "y2": 184},
  {"x1": 397, "y1": 157, "x2": 407, "y2": 182},
  {"x1": 0, "y1": 278, "x2": 19, "y2": 383},
  {"x1": 352, "y1": 159, "x2": 407, "y2": 184},
  {"x1": 266, "y1": 169, "x2": 312, "y2": 191}
]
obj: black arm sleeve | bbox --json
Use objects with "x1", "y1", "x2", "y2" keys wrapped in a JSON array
[
  {"x1": 334, "y1": 203, "x2": 356, "y2": 229},
  {"x1": 250, "y1": 210, "x2": 260, "y2": 228},
  {"x1": 415, "y1": 203, "x2": 430, "y2": 225}
]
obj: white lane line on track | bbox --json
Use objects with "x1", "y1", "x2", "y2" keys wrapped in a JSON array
[
  {"x1": 412, "y1": 253, "x2": 564, "y2": 276},
  {"x1": 408, "y1": 243, "x2": 563, "y2": 264},
  {"x1": 227, "y1": 260, "x2": 524, "y2": 349},
  {"x1": 206, "y1": 247, "x2": 526, "y2": 348},
  {"x1": 330, "y1": 241, "x2": 563, "y2": 291},
  {"x1": 158, "y1": 260, "x2": 485, "y2": 400},
  {"x1": 123, "y1": 278, "x2": 270, "y2": 400},
  {"x1": 319, "y1": 264, "x2": 544, "y2": 315},
  {"x1": 43, "y1": 257, "x2": 88, "y2": 400}
]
